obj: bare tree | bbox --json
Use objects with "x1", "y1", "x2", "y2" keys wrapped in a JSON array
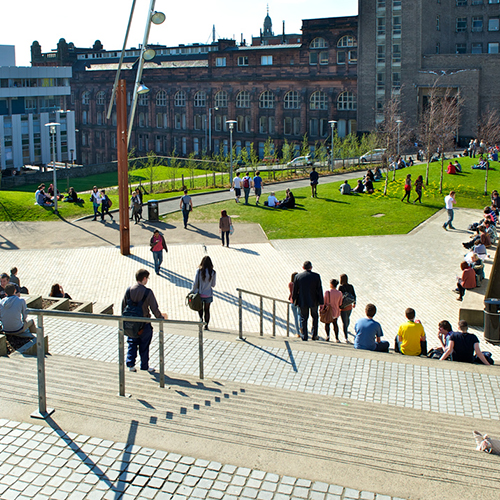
[{"x1": 477, "y1": 108, "x2": 500, "y2": 194}]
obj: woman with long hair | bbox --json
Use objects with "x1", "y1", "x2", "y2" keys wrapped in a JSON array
[
  {"x1": 192, "y1": 256, "x2": 216, "y2": 330},
  {"x1": 401, "y1": 174, "x2": 412, "y2": 203},
  {"x1": 414, "y1": 175, "x2": 424, "y2": 204},
  {"x1": 321, "y1": 279, "x2": 343, "y2": 342},
  {"x1": 219, "y1": 210, "x2": 231, "y2": 247},
  {"x1": 49, "y1": 283, "x2": 72, "y2": 300},
  {"x1": 339, "y1": 273, "x2": 356, "y2": 342},
  {"x1": 288, "y1": 272, "x2": 301, "y2": 337}
]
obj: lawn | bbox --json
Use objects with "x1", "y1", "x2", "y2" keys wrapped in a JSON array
[{"x1": 162, "y1": 157, "x2": 499, "y2": 239}]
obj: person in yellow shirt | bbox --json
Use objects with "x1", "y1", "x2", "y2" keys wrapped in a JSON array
[{"x1": 397, "y1": 308, "x2": 426, "y2": 356}]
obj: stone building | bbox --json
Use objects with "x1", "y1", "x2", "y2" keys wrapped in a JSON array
[
  {"x1": 31, "y1": 13, "x2": 358, "y2": 165},
  {"x1": 358, "y1": 0, "x2": 500, "y2": 143}
]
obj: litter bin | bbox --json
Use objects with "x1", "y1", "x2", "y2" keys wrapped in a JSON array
[
  {"x1": 148, "y1": 200, "x2": 159, "y2": 222},
  {"x1": 484, "y1": 298, "x2": 500, "y2": 344}
]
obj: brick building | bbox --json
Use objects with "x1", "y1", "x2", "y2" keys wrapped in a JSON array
[
  {"x1": 358, "y1": 0, "x2": 500, "y2": 143},
  {"x1": 31, "y1": 13, "x2": 358, "y2": 165}
]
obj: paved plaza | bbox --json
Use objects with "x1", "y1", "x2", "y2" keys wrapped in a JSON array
[{"x1": 1, "y1": 180, "x2": 500, "y2": 500}]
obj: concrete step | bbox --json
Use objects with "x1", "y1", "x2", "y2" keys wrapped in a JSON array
[{"x1": 1, "y1": 353, "x2": 500, "y2": 500}]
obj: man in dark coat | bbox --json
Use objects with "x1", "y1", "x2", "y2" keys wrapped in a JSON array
[{"x1": 292, "y1": 261, "x2": 324, "y2": 341}]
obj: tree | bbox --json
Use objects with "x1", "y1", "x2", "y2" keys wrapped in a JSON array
[
  {"x1": 281, "y1": 139, "x2": 294, "y2": 165},
  {"x1": 144, "y1": 151, "x2": 160, "y2": 193},
  {"x1": 300, "y1": 134, "x2": 310, "y2": 158},
  {"x1": 263, "y1": 137, "x2": 275, "y2": 160},
  {"x1": 477, "y1": 108, "x2": 500, "y2": 194}
]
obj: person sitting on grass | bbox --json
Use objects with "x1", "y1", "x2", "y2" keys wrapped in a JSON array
[
  {"x1": 364, "y1": 177, "x2": 375, "y2": 194},
  {"x1": 354, "y1": 303, "x2": 390, "y2": 352},
  {"x1": 446, "y1": 162, "x2": 456, "y2": 175},
  {"x1": 352, "y1": 180, "x2": 364, "y2": 194},
  {"x1": 64, "y1": 187, "x2": 82, "y2": 203},
  {"x1": 440, "y1": 320, "x2": 492, "y2": 365},
  {"x1": 266, "y1": 192, "x2": 279, "y2": 207},
  {"x1": 455, "y1": 261, "x2": 476, "y2": 301},
  {"x1": 395, "y1": 308, "x2": 426, "y2": 356},
  {"x1": 453, "y1": 160, "x2": 462, "y2": 173},
  {"x1": 339, "y1": 180, "x2": 352, "y2": 195},
  {"x1": 48, "y1": 183, "x2": 63, "y2": 201},
  {"x1": 35, "y1": 184, "x2": 53, "y2": 207},
  {"x1": 373, "y1": 167, "x2": 382, "y2": 181},
  {"x1": 277, "y1": 189, "x2": 296, "y2": 209}
]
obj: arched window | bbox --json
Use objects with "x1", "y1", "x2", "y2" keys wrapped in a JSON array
[
  {"x1": 259, "y1": 90, "x2": 275, "y2": 109},
  {"x1": 139, "y1": 93, "x2": 149, "y2": 106},
  {"x1": 96, "y1": 91, "x2": 106, "y2": 105},
  {"x1": 82, "y1": 91, "x2": 90, "y2": 105},
  {"x1": 310, "y1": 37, "x2": 327, "y2": 49},
  {"x1": 236, "y1": 91, "x2": 251, "y2": 108},
  {"x1": 214, "y1": 90, "x2": 228, "y2": 108},
  {"x1": 174, "y1": 90, "x2": 186, "y2": 107},
  {"x1": 337, "y1": 91, "x2": 357, "y2": 110},
  {"x1": 284, "y1": 91, "x2": 300, "y2": 109},
  {"x1": 194, "y1": 91, "x2": 206, "y2": 107},
  {"x1": 156, "y1": 90, "x2": 167, "y2": 106},
  {"x1": 310, "y1": 91, "x2": 328, "y2": 110},
  {"x1": 337, "y1": 35, "x2": 357, "y2": 47}
]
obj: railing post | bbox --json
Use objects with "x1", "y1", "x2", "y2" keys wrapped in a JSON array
[
  {"x1": 286, "y1": 303, "x2": 290, "y2": 337},
  {"x1": 198, "y1": 322, "x2": 204, "y2": 379},
  {"x1": 118, "y1": 319, "x2": 126, "y2": 397},
  {"x1": 259, "y1": 296, "x2": 263, "y2": 336},
  {"x1": 31, "y1": 314, "x2": 54, "y2": 419},
  {"x1": 238, "y1": 289, "x2": 243, "y2": 340},
  {"x1": 159, "y1": 320, "x2": 165, "y2": 388},
  {"x1": 272, "y1": 300, "x2": 276, "y2": 337}
]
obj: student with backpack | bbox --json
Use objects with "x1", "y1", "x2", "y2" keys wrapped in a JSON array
[
  {"x1": 122, "y1": 269, "x2": 168, "y2": 373},
  {"x1": 242, "y1": 172, "x2": 253, "y2": 204}
]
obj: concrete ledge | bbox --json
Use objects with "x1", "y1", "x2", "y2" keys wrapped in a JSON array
[
  {"x1": 24, "y1": 295, "x2": 42, "y2": 309},
  {"x1": 16, "y1": 335, "x2": 49, "y2": 356},
  {"x1": 45, "y1": 298, "x2": 70, "y2": 311},
  {"x1": 72, "y1": 301, "x2": 93, "y2": 313},
  {"x1": 94, "y1": 303, "x2": 114, "y2": 315},
  {"x1": 0, "y1": 334, "x2": 6, "y2": 356}
]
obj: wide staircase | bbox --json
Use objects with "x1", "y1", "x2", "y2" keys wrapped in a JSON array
[{"x1": 1, "y1": 328, "x2": 500, "y2": 500}]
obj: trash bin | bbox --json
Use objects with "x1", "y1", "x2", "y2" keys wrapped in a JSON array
[
  {"x1": 484, "y1": 298, "x2": 500, "y2": 344},
  {"x1": 148, "y1": 200, "x2": 159, "y2": 222}
]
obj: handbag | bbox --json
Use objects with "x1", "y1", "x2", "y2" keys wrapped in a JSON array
[
  {"x1": 230, "y1": 224, "x2": 234, "y2": 235},
  {"x1": 186, "y1": 270, "x2": 203, "y2": 311},
  {"x1": 319, "y1": 304, "x2": 333, "y2": 324}
]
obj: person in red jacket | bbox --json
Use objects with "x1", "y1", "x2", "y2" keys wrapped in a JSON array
[{"x1": 456, "y1": 261, "x2": 476, "y2": 301}]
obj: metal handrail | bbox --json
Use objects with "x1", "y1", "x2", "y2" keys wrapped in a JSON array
[
  {"x1": 26, "y1": 308, "x2": 204, "y2": 419},
  {"x1": 236, "y1": 288, "x2": 291, "y2": 339}
]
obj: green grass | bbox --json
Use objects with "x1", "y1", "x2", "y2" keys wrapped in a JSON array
[{"x1": 162, "y1": 157, "x2": 499, "y2": 239}]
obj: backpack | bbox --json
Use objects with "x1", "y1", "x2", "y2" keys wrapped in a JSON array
[
  {"x1": 243, "y1": 177, "x2": 250, "y2": 189},
  {"x1": 108, "y1": 198, "x2": 113, "y2": 208},
  {"x1": 122, "y1": 287, "x2": 150, "y2": 338},
  {"x1": 341, "y1": 291, "x2": 355, "y2": 309}
]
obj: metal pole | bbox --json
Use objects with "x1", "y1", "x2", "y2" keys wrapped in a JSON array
[
  {"x1": 117, "y1": 80, "x2": 130, "y2": 255},
  {"x1": 259, "y1": 296, "x2": 263, "y2": 336},
  {"x1": 286, "y1": 303, "x2": 290, "y2": 337},
  {"x1": 330, "y1": 124, "x2": 334, "y2": 171},
  {"x1": 51, "y1": 130, "x2": 58, "y2": 215},
  {"x1": 159, "y1": 320, "x2": 165, "y2": 388},
  {"x1": 118, "y1": 319, "x2": 126, "y2": 397},
  {"x1": 238, "y1": 289, "x2": 243, "y2": 339},
  {"x1": 198, "y1": 323, "x2": 204, "y2": 380},
  {"x1": 272, "y1": 300, "x2": 276, "y2": 337},
  {"x1": 208, "y1": 109, "x2": 212, "y2": 152},
  {"x1": 229, "y1": 125, "x2": 233, "y2": 185},
  {"x1": 31, "y1": 314, "x2": 54, "y2": 419}
]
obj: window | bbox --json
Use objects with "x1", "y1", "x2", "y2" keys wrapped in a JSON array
[
  {"x1": 194, "y1": 91, "x2": 206, "y2": 107},
  {"x1": 82, "y1": 91, "x2": 90, "y2": 105},
  {"x1": 194, "y1": 114, "x2": 203, "y2": 130},
  {"x1": 156, "y1": 90, "x2": 167, "y2": 106},
  {"x1": 337, "y1": 35, "x2": 356, "y2": 48},
  {"x1": 237, "y1": 115, "x2": 244, "y2": 132},
  {"x1": 490, "y1": 0, "x2": 500, "y2": 3},
  {"x1": 337, "y1": 51, "x2": 346, "y2": 64},
  {"x1": 138, "y1": 93, "x2": 149, "y2": 106},
  {"x1": 238, "y1": 56, "x2": 248, "y2": 66},
  {"x1": 392, "y1": 72, "x2": 401, "y2": 89},
  {"x1": 139, "y1": 112, "x2": 145, "y2": 127},
  {"x1": 472, "y1": 43, "x2": 483, "y2": 53},
  {"x1": 377, "y1": 72, "x2": 385, "y2": 90},
  {"x1": 456, "y1": 43, "x2": 467, "y2": 53},
  {"x1": 436, "y1": 16, "x2": 440, "y2": 31},
  {"x1": 174, "y1": 90, "x2": 186, "y2": 107},
  {"x1": 436, "y1": 43, "x2": 441, "y2": 54},
  {"x1": 456, "y1": 17, "x2": 467, "y2": 32},
  {"x1": 349, "y1": 50, "x2": 358, "y2": 63},
  {"x1": 488, "y1": 42, "x2": 499, "y2": 53},
  {"x1": 392, "y1": 44, "x2": 401, "y2": 63},
  {"x1": 310, "y1": 91, "x2": 328, "y2": 110},
  {"x1": 472, "y1": 0, "x2": 483, "y2": 4},
  {"x1": 216, "y1": 57, "x2": 226, "y2": 67},
  {"x1": 320, "y1": 51, "x2": 329, "y2": 64},
  {"x1": 261, "y1": 55, "x2": 273, "y2": 65},
  {"x1": 309, "y1": 118, "x2": 318, "y2": 136},
  {"x1": 284, "y1": 117, "x2": 292, "y2": 135},
  {"x1": 215, "y1": 90, "x2": 228, "y2": 108},
  {"x1": 377, "y1": 44, "x2": 386, "y2": 63},
  {"x1": 393, "y1": 0, "x2": 401, "y2": 7},
  {"x1": 456, "y1": 0, "x2": 467, "y2": 4},
  {"x1": 393, "y1": 16, "x2": 402, "y2": 36},
  {"x1": 489, "y1": 17, "x2": 499, "y2": 31},
  {"x1": 377, "y1": 18, "x2": 386, "y2": 36},
  {"x1": 82, "y1": 110, "x2": 87, "y2": 125},
  {"x1": 293, "y1": 118, "x2": 301, "y2": 136},
  {"x1": 310, "y1": 51, "x2": 328, "y2": 64},
  {"x1": 25, "y1": 98, "x2": 36, "y2": 111},
  {"x1": 259, "y1": 116, "x2": 268, "y2": 134},
  {"x1": 156, "y1": 113, "x2": 167, "y2": 128},
  {"x1": 377, "y1": 0, "x2": 386, "y2": 6},
  {"x1": 96, "y1": 91, "x2": 106, "y2": 105},
  {"x1": 284, "y1": 91, "x2": 300, "y2": 109},
  {"x1": 245, "y1": 116, "x2": 251, "y2": 133},
  {"x1": 259, "y1": 90, "x2": 275, "y2": 109},
  {"x1": 310, "y1": 37, "x2": 327, "y2": 48},
  {"x1": 337, "y1": 91, "x2": 357, "y2": 110},
  {"x1": 236, "y1": 91, "x2": 251, "y2": 108},
  {"x1": 175, "y1": 113, "x2": 181, "y2": 129},
  {"x1": 472, "y1": 16, "x2": 483, "y2": 32}
]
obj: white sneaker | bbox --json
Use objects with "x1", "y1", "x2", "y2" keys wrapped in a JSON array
[
  {"x1": 128, "y1": 366, "x2": 137, "y2": 372},
  {"x1": 141, "y1": 367, "x2": 155, "y2": 373}
]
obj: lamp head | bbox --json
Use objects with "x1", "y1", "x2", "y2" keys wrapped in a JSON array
[
  {"x1": 137, "y1": 83, "x2": 150, "y2": 94},
  {"x1": 151, "y1": 11, "x2": 166, "y2": 25},
  {"x1": 143, "y1": 48, "x2": 156, "y2": 61}
]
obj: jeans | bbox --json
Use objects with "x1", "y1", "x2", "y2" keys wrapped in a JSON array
[
  {"x1": 244, "y1": 188, "x2": 251, "y2": 204},
  {"x1": 182, "y1": 209, "x2": 190, "y2": 228},
  {"x1": 93, "y1": 203, "x2": 101, "y2": 219},
  {"x1": 152, "y1": 250, "x2": 163, "y2": 274},
  {"x1": 300, "y1": 306, "x2": 319, "y2": 340},
  {"x1": 374, "y1": 341, "x2": 390, "y2": 352},
  {"x1": 444, "y1": 209, "x2": 454, "y2": 228},
  {"x1": 291, "y1": 304, "x2": 301, "y2": 336},
  {"x1": 221, "y1": 231, "x2": 229, "y2": 246},
  {"x1": 126, "y1": 323, "x2": 153, "y2": 370},
  {"x1": 340, "y1": 309, "x2": 352, "y2": 336}
]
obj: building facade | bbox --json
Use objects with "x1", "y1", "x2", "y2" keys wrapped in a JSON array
[
  {"x1": 0, "y1": 66, "x2": 76, "y2": 171},
  {"x1": 358, "y1": 0, "x2": 500, "y2": 142},
  {"x1": 32, "y1": 14, "x2": 358, "y2": 165}
]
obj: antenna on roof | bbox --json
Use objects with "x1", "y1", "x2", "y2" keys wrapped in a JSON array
[{"x1": 212, "y1": 25, "x2": 216, "y2": 43}]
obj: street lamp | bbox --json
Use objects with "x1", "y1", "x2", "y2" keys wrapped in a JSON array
[
  {"x1": 396, "y1": 119, "x2": 403, "y2": 157},
  {"x1": 226, "y1": 120, "x2": 237, "y2": 185},
  {"x1": 207, "y1": 107, "x2": 219, "y2": 152},
  {"x1": 328, "y1": 120, "x2": 337, "y2": 171},
  {"x1": 45, "y1": 122, "x2": 60, "y2": 215}
]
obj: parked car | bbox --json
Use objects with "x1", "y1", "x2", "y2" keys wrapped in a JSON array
[
  {"x1": 263, "y1": 156, "x2": 279, "y2": 164},
  {"x1": 286, "y1": 155, "x2": 313, "y2": 167},
  {"x1": 359, "y1": 149, "x2": 386, "y2": 163}
]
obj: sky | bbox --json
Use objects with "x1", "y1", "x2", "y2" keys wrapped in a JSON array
[{"x1": 2, "y1": 0, "x2": 358, "y2": 67}]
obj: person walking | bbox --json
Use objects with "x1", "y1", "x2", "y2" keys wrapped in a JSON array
[
  {"x1": 90, "y1": 186, "x2": 102, "y2": 221},
  {"x1": 414, "y1": 175, "x2": 424, "y2": 204},
  {"x1": 288, "y1": 272, "x2": 301, "y2": 337},
  {"x1": 150, "y1": 230, "x2": 168, "y2": 275},
  {"x1": 401, "y1": 174, "x2": 411, "y2": 203},
  {"x1": 191, "y1": 256, "x2": 216, "y2": 330},
  {"x1": 443, "y1": 190, "x2": 457, "y2": 230},
  {"x1": 219, "y1": 210, "x2": 232, "y2": 247},
  {"x1": 100, "y1": 189, "x2": 113, "y2": 220},
  {"x1": 232, "y1": 173, "x2": 242, "y2": 203},
  {"x1": 122, "y1": 269, "x2": 168, "y2": 373},
  {"x1": 310, "y1": 167, "x2": 319, "y2": 198},
  {"x1": 292, "y1": 261, "x2": 324, "y2": 341},
  {"x1": 131, "y1": 189, "x2": 142, "y2": 225},
  {"x1": 253, "y1": 171, "x2": 263, "y2": 205},
  {"x1": 321, "y1": 279, "x2": 343, "y2": 342},
  {"x1": 242, "y1": 172, "x2": 253, "y2": 205},
  {"x1": 339, "y1": 273, "x2": 356, "y2": 341},
  {"x1": 180, "y1": 188, "x2": 193, "y2": 229}
]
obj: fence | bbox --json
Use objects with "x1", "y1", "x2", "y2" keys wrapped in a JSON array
[{"x1": 27, "y1": 308, "x2": 204, "y2": 419}]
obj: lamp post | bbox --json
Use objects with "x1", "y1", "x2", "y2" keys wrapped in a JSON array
[
  {"x1": 208, "y1": 107, "x2": 218, "y2": 152},
  {"x1": 226, "y1": 120, "x2": 237, "y2": 185},
  {"x1": 45, "y1": 122, "x2": 60, "y2": 215},
  {"x1": 396, "y1": 119, "x2": 403, "y2": 157},
  {"x1": 328, "y1": 120, "x2": 337, "y2": 171}
]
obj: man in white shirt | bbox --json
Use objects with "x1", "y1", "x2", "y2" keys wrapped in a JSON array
[
  {"x1": 232, "y1": 174, "x2": 242, "y2": 203},
  {"x1": 267, "y1": 192, "x2": 279, "y2": 207},
  {"x1": 443, "y1": 190, "x2": 456, "y2": 230}
]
